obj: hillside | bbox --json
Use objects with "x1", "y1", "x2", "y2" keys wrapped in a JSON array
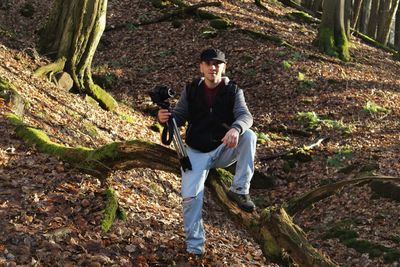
[{"x1": 1, "y1": 0, "x2": 400, "y2": 266}]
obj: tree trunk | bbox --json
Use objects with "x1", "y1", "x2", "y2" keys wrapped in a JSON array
[
  {"x1": 315, "y1": 0, "x2": 351, "y2": 61},
  {"x1": 38, "y1": 0, "x2": 117, "y2": 111},
  {"x1": 367, "y1": 0, "x2": 381, "y2": 38},
  {"x1": 376, "y1": 0, "x2": 400, "y2": 45},
  {"x1": 358, "y1": 0, "x2": 371, "y2": 33},
  {"x1": 395, "y1": 4, "x2": 400, "y2": 48},
  {"x1": 352, "y1": 0, "x2": 365, "y2": 29},
  {"x1": 344, "y1": 0, "x2": 352, "y2": 38}
]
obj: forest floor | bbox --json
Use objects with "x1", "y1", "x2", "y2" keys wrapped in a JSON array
[{"x1": 1, "y1": 0, "x2": 400, "y2": 266}]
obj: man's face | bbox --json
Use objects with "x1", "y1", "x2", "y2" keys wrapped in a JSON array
[{"x1": 200, "y1": 60, "x2": 226, "y2": 84}]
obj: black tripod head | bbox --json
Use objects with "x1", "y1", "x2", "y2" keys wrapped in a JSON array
[{"x1": 149, "y1": 85, "x2": 175, "y2": 109}]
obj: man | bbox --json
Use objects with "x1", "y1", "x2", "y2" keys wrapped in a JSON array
[{"x1": 158, "y1": 48, "x2": 256, "y2": 255}]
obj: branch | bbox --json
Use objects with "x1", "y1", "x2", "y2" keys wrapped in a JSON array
[{"x1": 286, "y1": 175, "x2": 400, "y2": 216}]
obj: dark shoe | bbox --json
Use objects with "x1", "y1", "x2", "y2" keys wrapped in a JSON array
[{"x1": 227, "y1": 190, "x2": 255, "y2": 212}]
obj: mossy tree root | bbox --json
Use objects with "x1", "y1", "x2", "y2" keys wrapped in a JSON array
[
  {"x1": 208, "y1": 169, "x2": 337, "y2": 266},
  {"x1": 260, "y1": 207, "x2": 338, "y2": 267},
  {"x1": 101, "y1": 186, "x2": 119, "y2": 232},
  {"x1": 6, "y1": 113, "x2": 179, "y2": 179},
  {"x1": 34, "y1": 57, "x2": 66, "y2": 80}
]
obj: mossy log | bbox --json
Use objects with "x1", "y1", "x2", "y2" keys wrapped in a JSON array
[
  {"x1": 286, "y1": 176, "x2": 400, "y2": 216},
  {"x1": 261, "y1": 207, "x2": 338, "y2": 267},
  {"x1": 351, "y1": 30, "x2": 396, "y2": 54},
  {"x1": 105, "y1": 2, "x2": 222, "y2": 31},
  {"x1": 101, "y1": 186, "x2": 119, "y2": 232},
  {"x1": 6, "y1": 113, "x2": 179, "y2": 179},
  {"x1": 208, "y1": 169, "x2": 338, "y2": 266},
  {"x1": 234, "y1": 28, "x2": 295, "y2": 48},
  {"x1": 277, "y1": 0, "x2": 320, "y2": 19}
]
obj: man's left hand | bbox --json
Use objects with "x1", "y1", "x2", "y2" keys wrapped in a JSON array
[{"x1": 222, "y1": 128, "x2": 239, "y2": 148}]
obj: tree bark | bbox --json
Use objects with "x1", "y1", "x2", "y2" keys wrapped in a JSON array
[
  {"x1": 344, "y1": 0, "x2": 352, "y2": 38},
  {"x1": 352, "y1": 0, "x2": 365, "y2": 29},
  {"x1": 38, "y1": 0, "x2": 117, "y2": 111},
  {"x1": 315, "y1": 0, "x2": 350, "y2": 61},
  {"x1": 367, "y1": 0, "x2": 381, "y2": 38},
  {"x1": 358, "y1": 0, "x2": 371, "y2": 33},
  {"x1": 395, "y1": 4, "x2": 400, "y2": 48},
  {"x1": 376, "y1": 0, "x2": 400, "y2": 45}
]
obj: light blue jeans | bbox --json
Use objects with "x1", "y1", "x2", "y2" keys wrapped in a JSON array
[{"x1": 181, "y1": 129, "x2": 257, "y2": 254}]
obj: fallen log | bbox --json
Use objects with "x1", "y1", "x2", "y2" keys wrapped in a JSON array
[
  {"x1": 286, "y1": 175, "x2": 400, "y2": 216},
  {"x1": 105, "y1": 2, "x2": 222, "y2": 31}
]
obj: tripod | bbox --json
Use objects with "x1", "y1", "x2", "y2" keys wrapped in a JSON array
[
  {"x1": 149, "y1": 85, "x2": 192, "y2": 172},
  {"x1": 161, "y1": 108, "x2": 192, "y2": 172}
]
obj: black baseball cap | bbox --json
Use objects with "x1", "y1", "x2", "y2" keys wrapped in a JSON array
[{"x1": 200, "y1": 48, "x2": 226, "y2": 63}]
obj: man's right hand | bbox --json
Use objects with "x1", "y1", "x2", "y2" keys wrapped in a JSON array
[{"x1": 158, "y1": 109, "x2": 171, "y2": 123}]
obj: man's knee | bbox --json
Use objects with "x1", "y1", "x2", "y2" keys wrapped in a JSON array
[
  {"x1": 183, "y1": 197, "x2": 195, "y2": 204},
  {"x1": 241, "y1": 129, "x2": 257, "y2": 144}
]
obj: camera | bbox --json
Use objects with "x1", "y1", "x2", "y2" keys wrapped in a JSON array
[{"x1": 149, "y1": 85, "x2": 175, "y2": 109}]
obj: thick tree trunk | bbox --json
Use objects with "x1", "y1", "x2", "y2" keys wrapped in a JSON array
[
  {"x1": 376, "y1": 0, "x2": 400, "y2": 45},
  {"x1": 315, "y1": 0, "x2": 350, "y2": 61},
  {"x1": 367, "y1": 0, "x2": 381, "y2": 38},
  {"x1": 38, "y1": 0, "x2": 117, "y2": 111}
]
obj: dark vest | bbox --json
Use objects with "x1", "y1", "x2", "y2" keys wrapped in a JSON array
[{"x1": 185, "y1": 78, "x2": 237, "y2": 152}]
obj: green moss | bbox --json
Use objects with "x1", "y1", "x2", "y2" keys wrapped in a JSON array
[
  {"x1": 316, "y1": 27, "x2": 337, "y2": 57},
  {"x1": 6, "y1": 113, "x2": 123, "y2": 170},
  {"x1": 84, "y1": 122, "x2": 99, "y2": 137},
  {"x1": 0, "y1": 76, "x2": 15, "y2": 91},
  {"x1": 197, "y1": 10, "x2": 220, "y2": 20},
  {"x1": 101, "y1": 187, "x2": 119, "y2": 232},
  {"x1": 336, "y1": 29, "x2": 350, "y2": 62},
  {"x1": 88, "y1": 82, "x2": 118, "y2": 111},
  {"x1": 117, "y1": 111, "x2": 136, "y2": 124},
  {"x1": 117, "y1": 206, "x2": 128, "y2": 221},
  {"x1": 150, "y1": 122, "x2": 163, "y2": 133},
  {"x1": 209, "y1": 18, "x2": 232, "y2": 30},
  {"x1": 384, "y1": 250, "x2": 400, "y2": 263},
  {"x1": 215, "y1": 168, "x2": 234, "y2": 185},
  {"x1": 287, "y1": 11, "x2": 317, "y2": 24},
  {"x1": 323, "y1": 220, "x2": 400, "y2": 262},
  {"x1": 343, "y1": 239, "x2": 385, "y2": 256},
  {"x1": 6, "y1": 113, "x2": 25, "y2": 126},
  {"x1": 323, "y1": 227, "x2": 358, "y2": 241}
]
